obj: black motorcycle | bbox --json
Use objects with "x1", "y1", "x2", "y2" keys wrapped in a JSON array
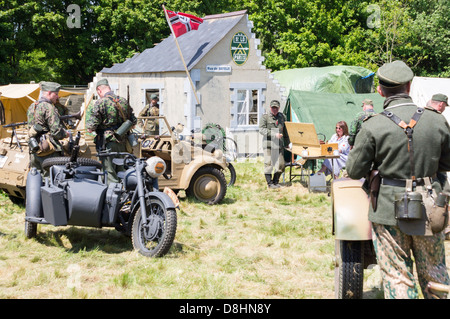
[{"x1": 24, "y1": 133, "x2": 177, "y2": 257}]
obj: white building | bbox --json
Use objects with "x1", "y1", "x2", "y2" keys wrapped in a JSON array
[{"x1": 91, "y1": 10, "x2": 285, "y2": 157}]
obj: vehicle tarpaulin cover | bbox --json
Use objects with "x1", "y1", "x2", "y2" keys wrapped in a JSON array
[
  {"x1": 273, "y1": 65, "x2": 375, "y2": 96},
  {"x1": 284, "y1": 90, "x2": 385, "y2": 144}
]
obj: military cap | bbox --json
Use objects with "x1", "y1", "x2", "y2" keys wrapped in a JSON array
[
  {"x1": 96, "y1": 78, "x2": 109, "y2": 88},
  {"x1": 431, "y1": 93, "x2": 448, "y2": 105},
  {"x1": 270, "y1": 100, "x2": 280, "y2": 108},
  {"x1": 40, "y1": 81, "x2": 61, "y2": 92},
  {"x1": 377, "y1": 60, "x2": 414, "y2": 87},
  {"x1": 362, "y1": 99, "x2": 373, "y2": 106},
  {"x1": 150, "y1": 94, "x2": 159, "y2": 100}
]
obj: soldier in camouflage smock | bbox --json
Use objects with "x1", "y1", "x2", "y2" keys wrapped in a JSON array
[
  {"x1": 86, "y1": 79, "x2": 137, "y2": 185},
  {"x1": 138, "y1": 94, "x2": 160, "y2": 135},
  {"x1": 259, "y1": 100, "x2": 289, "y2": 189},
  {"x1": 348, "y1": 99, "x2": 375, "y2": 148},
  {"x1": 27, "y1": 81, "x2": 69, "y2": 176},
  {"x1": 346, "y1": 61, "x2": 450, "y2": 299}
]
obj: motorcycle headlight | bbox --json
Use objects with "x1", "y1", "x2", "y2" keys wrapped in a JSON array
[{"x1": 145, "y1": 156, "x2": 166, "y2": 178}]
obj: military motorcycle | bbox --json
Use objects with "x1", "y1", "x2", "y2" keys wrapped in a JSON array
[{"x1": 24, "y1": 133, "x2": 178, "y2": 257}]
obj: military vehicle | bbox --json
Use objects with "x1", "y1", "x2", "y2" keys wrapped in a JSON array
[
  {"x1": 25, "y1": 133, "x2": 177, "y2": 257},
  {"x1": 135, "y1": 116, "x2": 229, "y2": 204},
  {"x1": 331, "y1": 177, "x2": 377, "y2": 299}
]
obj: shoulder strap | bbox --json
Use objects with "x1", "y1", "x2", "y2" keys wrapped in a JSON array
[{"x1": 381, "y1": 108, "x2": 425, "y2": 181}]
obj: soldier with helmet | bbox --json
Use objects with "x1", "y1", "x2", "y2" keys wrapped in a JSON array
[
  {"x1": 27, "y1": 81, "x2": 69, "y2": 176},
  {"x1": 138, "y1": 94, "x2": 160, "y2": 135},
  {"x1": 86, "y1": 79, "x2": 137, "y2": 185},
  {"x1": 346, "y1": 61, "x2": 450, "y2": 299}
]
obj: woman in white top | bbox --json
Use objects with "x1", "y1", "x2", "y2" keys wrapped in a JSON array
[{"x1": 318, "y1": 121, "x2": 350, "y2": 178}]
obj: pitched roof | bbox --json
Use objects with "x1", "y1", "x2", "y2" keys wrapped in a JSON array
[{"x1": 101, "y1": 10, "x2": 247, "y2": 74}]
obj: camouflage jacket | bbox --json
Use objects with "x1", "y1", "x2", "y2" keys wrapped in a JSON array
[
  {"x1": 27, "y1": 97, "x2": 67, "y2": 151},
  {"x1": 86, "y1": 91, "x2": 137, "y2": 142},
  {"x1": 138, "y1": 104, "x2": 160, "y2": 134},
  {"x1": 348, "y1": 109, "x2": 375, "y2": 146}
]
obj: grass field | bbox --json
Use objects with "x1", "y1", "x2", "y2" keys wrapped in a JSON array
[{"x1": 0, "y1": 158, "x2": 448, "y2": 299}]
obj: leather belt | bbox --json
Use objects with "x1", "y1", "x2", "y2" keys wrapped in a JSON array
[{"x1": 381, "y1": 177, "x2": 434, "y2": 187}]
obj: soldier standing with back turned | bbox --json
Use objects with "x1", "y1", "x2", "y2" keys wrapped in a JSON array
[
  {"x1": 27, "y1": 81, "x2": 69, "y2": 177},
  {"x1": 86, "y1": 79, "x2": 137, "y2": 185},
  {"x1": 346, "y1": 61, "x2": 450, "y2": 299}
]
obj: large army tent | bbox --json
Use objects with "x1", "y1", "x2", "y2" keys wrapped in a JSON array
[
  {"x1": 0, "y1": 84, "x2": 84, "y2": 137},
  {"x1": 284, "y1": 90, "x2": 385, "y2": 142}
]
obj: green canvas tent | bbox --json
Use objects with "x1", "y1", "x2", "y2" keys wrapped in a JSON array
[
  {"x1": 273, "y1": 65, "x2": 375, "y2": 96},
  {"x1": 284, "y1": 90, "x2": 385, "y2": 143}
]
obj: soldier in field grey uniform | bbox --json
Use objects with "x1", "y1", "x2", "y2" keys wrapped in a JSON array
[
  {"x1": 346, "y1": 61, "x2": 450, "y2": 299},
  {"x1": 27, "y1": 81, "x2": 69, "y2": 176},
  {"x1": 86, "y1": 79, "x2": 137, "y2": 185},
  {"x1": 259, "y1": 100, "x2": 289, "y2": 189}
]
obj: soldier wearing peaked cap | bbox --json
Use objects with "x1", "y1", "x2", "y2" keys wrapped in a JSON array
[
  {"x1": 259, "y1": 100, "x2": 289, "y2": 189},
  {"x1": 27, "y1": 81, "x2": 69, "y2": 176},
  {"x1": 86, "y1": 78, "x2": 137, "y2": 185},
  {"x1": 346, "y1": 61, "x2": 450, "y2": 299},
  {"x1": 429, "y1": 93, "x2": 448, "y2": 113}
]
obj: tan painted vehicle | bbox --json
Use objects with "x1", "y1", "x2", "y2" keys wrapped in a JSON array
[
  {"x1": 331, "y1": 177, "x2": 377, "y2": 299},
  {"x1": 0, "y1": 86, "x2": 229, "y2": 205},
  {"x1": 135, "y1": 116, "x2": 229, "y2": 204}
]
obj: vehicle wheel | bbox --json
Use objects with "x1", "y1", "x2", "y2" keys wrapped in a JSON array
[
  {"x1": 131, "y1": 197, "x2": 177, "y2": 257},
  {"x1": 224, "y1": 163, "x2": 236, "y2": 187},
  {"x1": 186, "y1": 166, "x2": 227, "y2": 204},
  {"x1": 42, "y1": 156, "x2": 102, "y2": 170},
  {"x1": 335, "y1": 239, "x2": 364, "y2": 299},
  {"x1": 25, "y1": 220, "x2": 37, "y2": 239}
]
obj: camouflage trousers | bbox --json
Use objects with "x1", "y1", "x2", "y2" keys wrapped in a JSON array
[
  {"x1": 372, "y1": 223, "x2": 449, "y2": 299},
  {"x1": 263, "y1": 147, "x2": 285, "y2": 175}
]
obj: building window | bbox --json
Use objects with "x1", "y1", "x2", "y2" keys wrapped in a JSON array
[
  {"x1": 230, "y1": 83, "x2": 266, "y2": 131},
  {"x1": 236, "y1": 89, "x2": 258, "y2": 126}
]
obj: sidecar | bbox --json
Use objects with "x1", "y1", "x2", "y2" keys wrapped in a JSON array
[{"x1": 331, "y1": 177, "x2": 377, "y2": 299}]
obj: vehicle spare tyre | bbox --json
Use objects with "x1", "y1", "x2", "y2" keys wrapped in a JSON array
[{"x1": 42, "y1": 156, "x2": 103, "y2": 170}]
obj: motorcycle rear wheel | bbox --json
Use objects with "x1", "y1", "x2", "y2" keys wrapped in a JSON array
[{"x1": 131, "y1": 197, "x2": 177, "y2": 257}]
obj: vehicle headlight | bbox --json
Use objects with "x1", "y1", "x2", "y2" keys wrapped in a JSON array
[{"x1": 145, "y1": 156, "x2": 166, "y2": 178}]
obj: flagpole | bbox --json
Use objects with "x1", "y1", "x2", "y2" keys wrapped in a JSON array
[{"x1": 162, "y1": 3, "x2": 200, "y2": 105}]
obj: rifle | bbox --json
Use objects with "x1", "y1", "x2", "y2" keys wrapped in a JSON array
[{"x1": 2, "y1": 112, "x2": 82, "y2": 152}]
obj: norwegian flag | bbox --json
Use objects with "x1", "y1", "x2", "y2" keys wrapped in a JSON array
[{"x1": 166, "y1": 10, "x2": 203, "y2": 38}]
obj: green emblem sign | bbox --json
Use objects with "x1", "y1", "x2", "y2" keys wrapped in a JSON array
[{"x1": 231, "y1": 32, "x2": 249, "y2": 65}]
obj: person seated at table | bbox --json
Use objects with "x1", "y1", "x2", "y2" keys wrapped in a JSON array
[{"x1": 317, "y1": 121, "x2": 350, "y2": 179}]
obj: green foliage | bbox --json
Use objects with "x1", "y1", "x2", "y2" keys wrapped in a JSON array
[{"x1": 0, "y1": 0, "x2": 448, "y2": 85}]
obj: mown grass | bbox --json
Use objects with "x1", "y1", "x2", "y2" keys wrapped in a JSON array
[{"x1": 1, "y1": 158, "x2": 448, "y2": 299}]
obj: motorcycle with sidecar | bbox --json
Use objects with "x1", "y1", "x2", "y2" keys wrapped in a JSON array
[{"x1": 24, "y1": 133, "x2": 178, "y2": 257}]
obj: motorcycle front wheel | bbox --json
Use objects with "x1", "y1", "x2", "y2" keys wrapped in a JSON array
[{"x1": 131, "y1": 197, "x2": 177, "y2": 257}]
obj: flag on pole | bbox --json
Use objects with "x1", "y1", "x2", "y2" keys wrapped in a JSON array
[{"x1": 166, "y1": 10, "x2": 203, "y2": 38}]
